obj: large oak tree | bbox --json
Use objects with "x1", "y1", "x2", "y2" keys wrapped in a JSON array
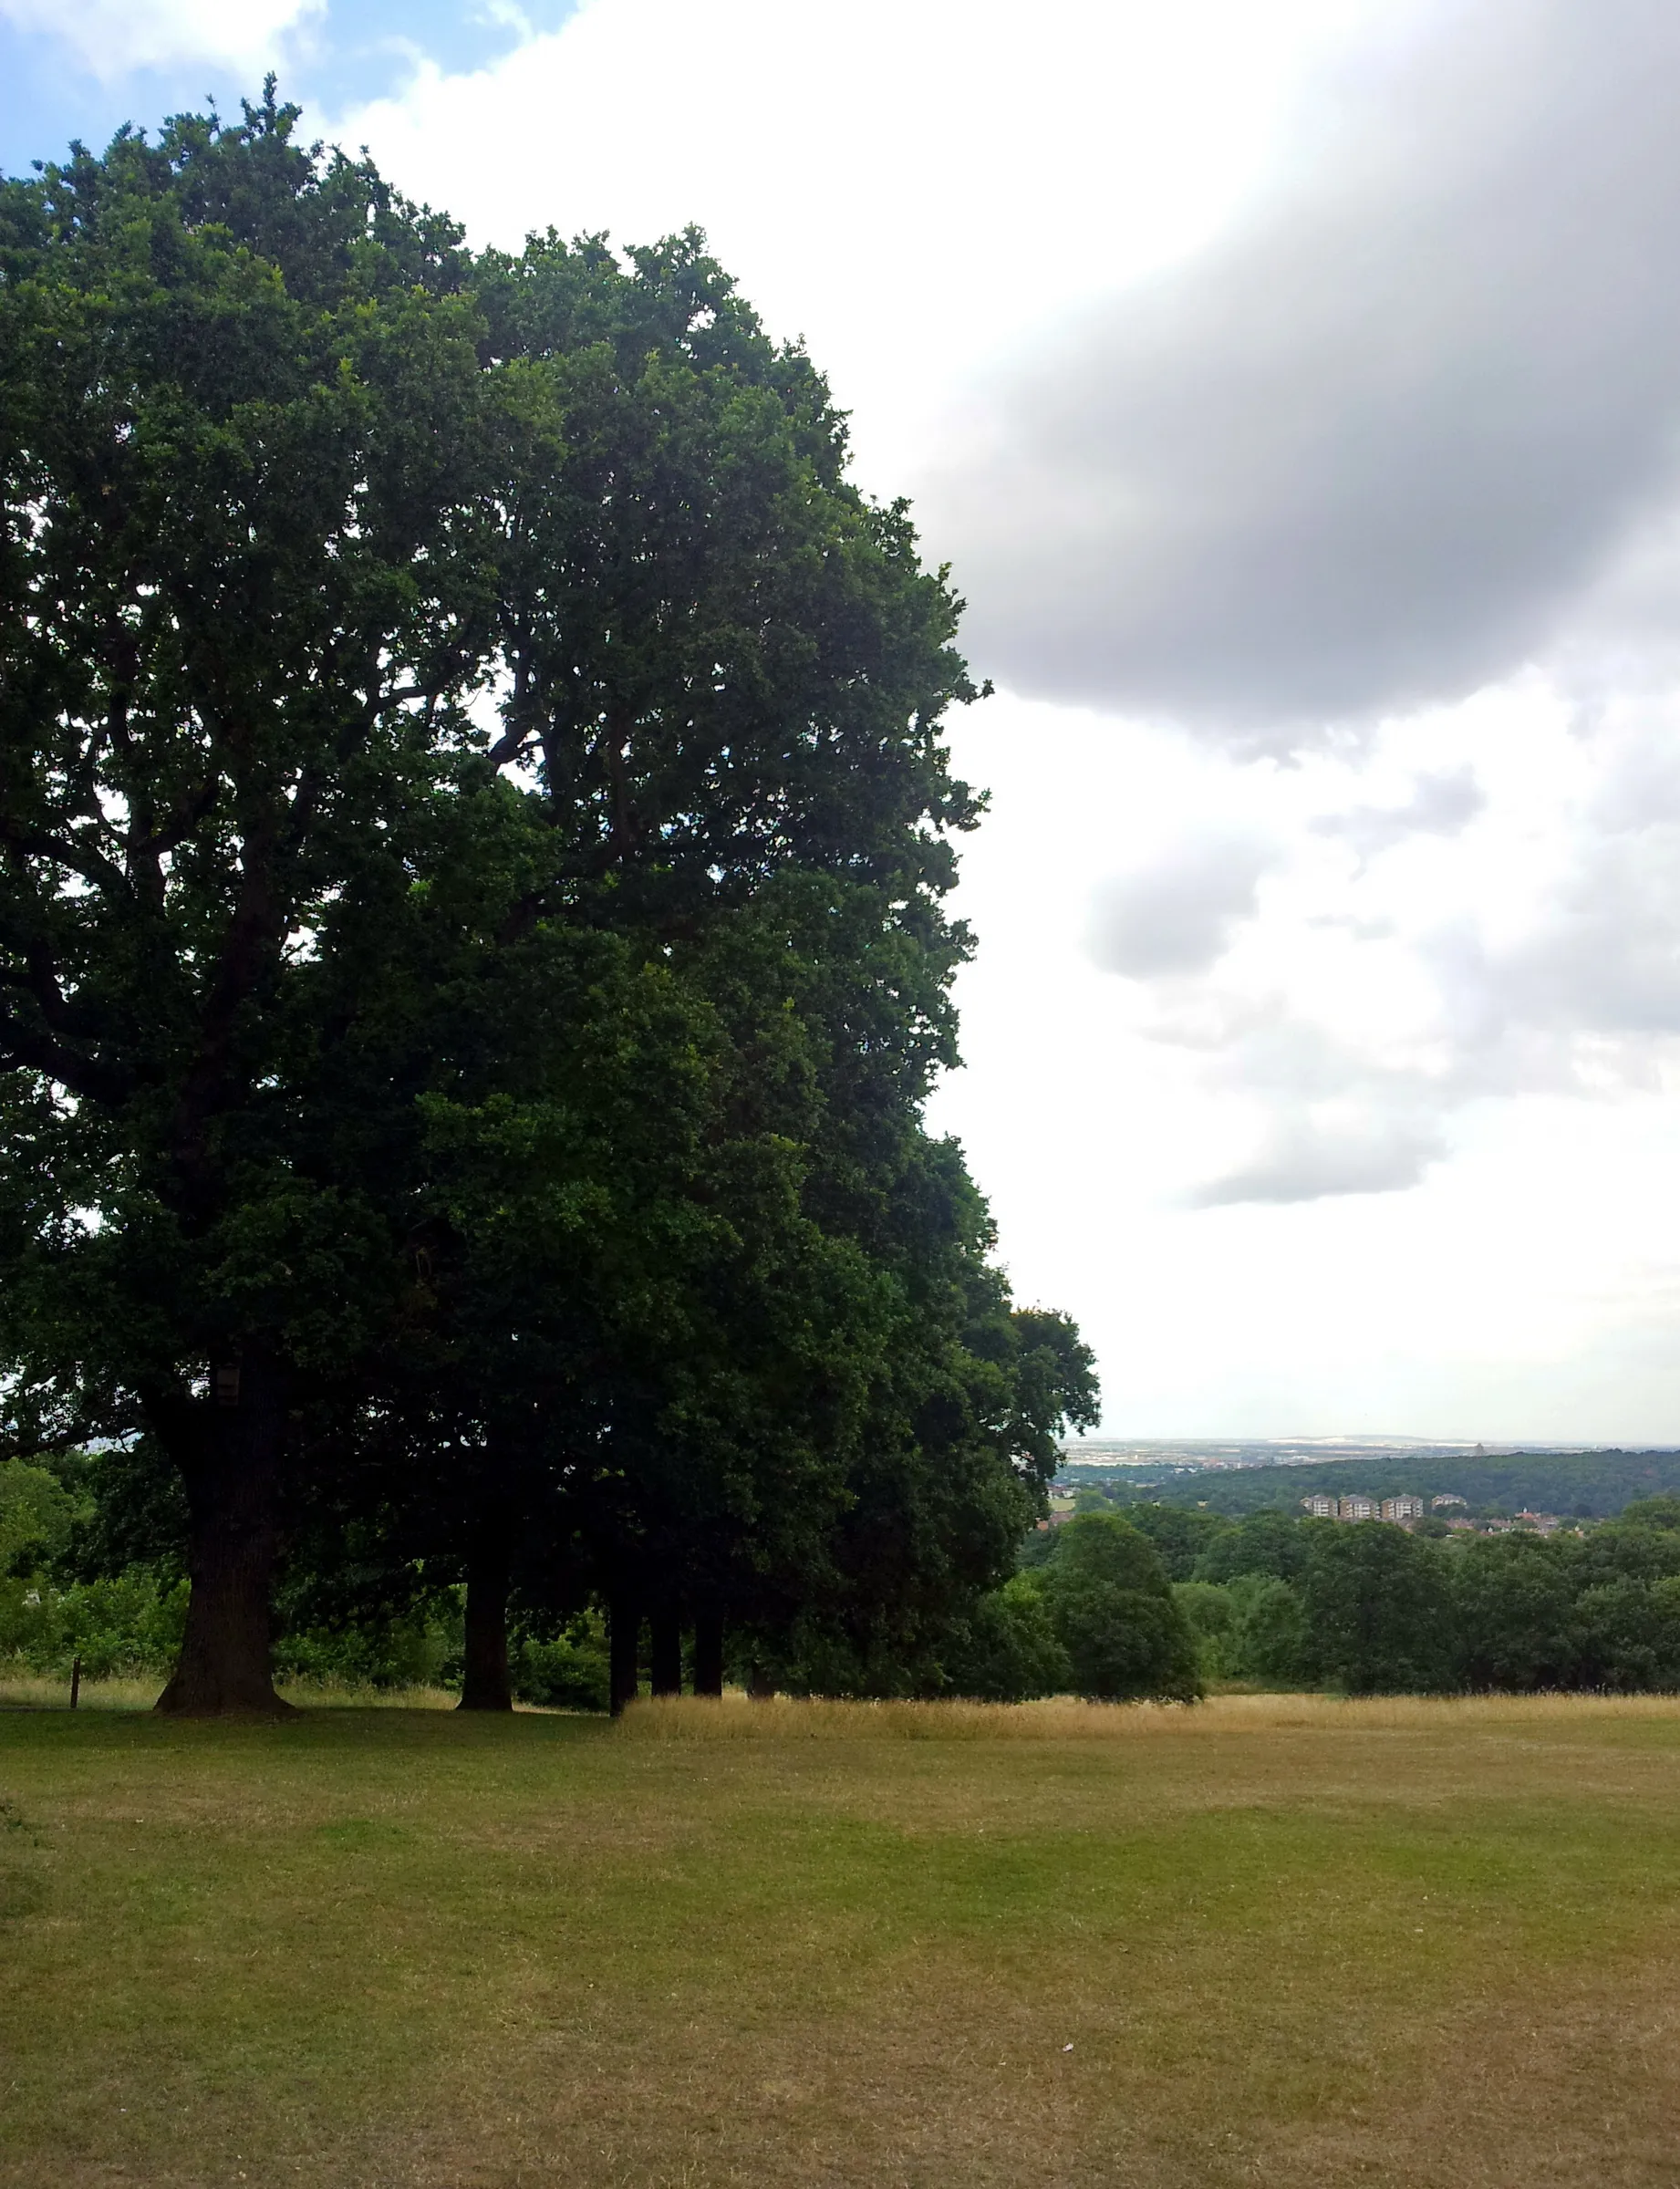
[{"x1": 1, "y1": 92, "x2": 1051, "y2": 1713}]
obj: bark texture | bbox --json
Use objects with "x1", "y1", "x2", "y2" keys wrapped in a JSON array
[
  {"x1": 692, "y1": 1609, "x2": 725, "y2": 1697},
  {"x1": 153, "y1": 1353, "x2": 291, "y2": 1716},
  {"x1": 649, "y1": 1606, "x2": 683, "y2": 1696},
  {"x1": 608, "y1": 1591, "x2": 641, "y2": 1717},
  {"x1": 459, "y1": 1558, "x2": 513, "y2": 1710}
]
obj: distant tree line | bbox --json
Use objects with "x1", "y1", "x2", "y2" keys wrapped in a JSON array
[
  {"x1": 1124, "y1": 1498, "x2": 1680, "y2": 1695},
  {"x1": 1093, "y1": 1451, "x2": 1680, "y2": 1521},
  {"x1": 0, "y1": 93, "x2": 1098, "y2": 1713}
]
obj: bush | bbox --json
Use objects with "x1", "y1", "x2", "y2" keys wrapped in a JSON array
[
  {"x1": 1037, "y1": 1515, "x2": 1202, "y2": 1702},
  {"x1": 1228, "y1": 1574, "x2": 1308, "y2": 1682},
  {"x1": 940, "y1": 1575, "x2": 1072, "y2": 1700},
  {"x1": 1174, "y1": 1581, "x2": 1237, "y2": 1679},
  {"x1": 272, "y1": 1609, "x2": 458, "y2": 1691},
  {"x1": 0, "y1": 1570, "x2": 187, "y2": 1677},
  {"x1": 512, "y1": 1613, "x2": 610, "y2": 1711}
]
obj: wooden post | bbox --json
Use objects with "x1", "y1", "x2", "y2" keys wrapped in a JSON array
[{"x1": 70, "y1": 1655, "x2": 81, "y2": 1710}]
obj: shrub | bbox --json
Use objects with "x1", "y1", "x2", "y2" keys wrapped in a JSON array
[
  {"x1": 0, "y1": 1571, "x2": 187, "y2": 1676},
  {"x1": 272, "y1": 1610, "x2": 457, "y2": 1691},
  {"x1": 1038, "y1": 1515, "x2": 1202, "y2": 1702},
  {"x1": 512, "y1": 1614, "x2": 610, "y2": 1712},
  {"x1": 1174, "y1": 1582, "x2": 1237, "y2": 1679},
  {"x1": 939, "y1": 1575, "x2": 1072, "y2": 1700},
  {"x1": 1226, "y1": 1573, "x2": 1309, "y2": 1683}
]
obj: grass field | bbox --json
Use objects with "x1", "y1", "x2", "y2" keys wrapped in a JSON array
[{"x1": 4, "y1": 1692, "x2": 1679, "y2": 2187}]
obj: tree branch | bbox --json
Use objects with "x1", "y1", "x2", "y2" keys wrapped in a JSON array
[{"x1": 0, "y1": 1006, "x2": 129, "y2": 1105}]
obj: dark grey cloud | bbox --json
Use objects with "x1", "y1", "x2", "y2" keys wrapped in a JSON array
[
  {"x1": 926, "y1": 0, "x2": 1680, "y2": 740},
  {"x1": 1087, "y1": 835, "x2": 1271, "y2": 976}
]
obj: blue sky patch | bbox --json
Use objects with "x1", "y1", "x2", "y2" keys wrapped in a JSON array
[{"x1": 0, "y1": 1, "x2": 577, "y2": 179}]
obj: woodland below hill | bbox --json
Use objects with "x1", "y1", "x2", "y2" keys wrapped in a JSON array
[{"x1": 1095, "y1": 1450, "x2": 1680, "y2": 1519}]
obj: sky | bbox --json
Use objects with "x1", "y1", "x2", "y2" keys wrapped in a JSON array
[{"x1": 8, "y1": 0, "x2": 1680, "y2": 1441}]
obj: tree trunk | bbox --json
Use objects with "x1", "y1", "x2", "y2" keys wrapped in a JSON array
[
  {"x1": 649, "y1": 1606, "x2": 683, "y2": 1696},
  {"x1": 608, "y1": 1590, "x2": 640, "y2": 1717},
  {"x1": 747, "y1": 1660, "x2": 775, "y2": 1701},
  {"x1": 459, "y1": 1556, "x2": 513, "y2": 1711},
  {"x1": 692, "y1": 1609, "x2": 724, "y2": 1697},
  {"x1": 154, "y1": 1351, "x2": 291, "y2": 1717}
]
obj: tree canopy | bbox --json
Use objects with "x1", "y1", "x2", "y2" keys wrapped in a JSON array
[{"x1": 0, "y1": 89, "x2": 1097, "y2": 1711}]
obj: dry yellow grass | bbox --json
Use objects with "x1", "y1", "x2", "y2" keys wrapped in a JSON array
[
  {"x1": 0, "y1": 1671, "x2": 463, "y2": 1712},
  {"x1": 0, "y1": 1669, "x2": 164, "y2": 1711},
  {"x1": 620, "y1": 1686, "x2": 1680, "y2": 1738}
]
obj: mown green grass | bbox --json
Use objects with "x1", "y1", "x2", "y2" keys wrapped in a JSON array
[{"x1": 3, "y1": 1695, "x2": 1679, "y2": 2186}]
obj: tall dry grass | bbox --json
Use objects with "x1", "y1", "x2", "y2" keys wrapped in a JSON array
[
  {"x1": 277, "y1": 1679, "x2": 461, "y2": 1710},
  {"x1": 0, "y1": 1671, "x2": 164, "y2": 1712},
  {"x1": 0, "y1": 1673, "x2": 462, "y2": 1713},
  {"x1": 617, "y1": 1688, "x2": 1680, "y2": 1740}
]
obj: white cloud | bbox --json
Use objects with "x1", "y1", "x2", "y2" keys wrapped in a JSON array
[
  {"x1": 930, "y1": 694, "x2": 1680, "y2": 1434},
  {"x1": 329, "y1": 0, "x2": 1375, "y2": 493},
  {"x1": 1087, "y1": 835, "x2": 1274, "y2": 978},
  {"x1": 322, "y1": 0, "x2": 1680, "y2": 1433},
  {"x1": 0, "y1": 0, "x2": 320, "y2": 78}
]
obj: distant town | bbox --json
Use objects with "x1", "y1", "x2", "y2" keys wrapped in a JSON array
[
  {"x1": 1295, "y1": 1490, "x2": 1563, "y2": 1534},
  {"x1": 1039, "y1": 1488, "x2": 1570, "y2": 1535}
]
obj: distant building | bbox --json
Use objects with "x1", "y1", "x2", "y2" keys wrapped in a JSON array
[
  {"x1": 1301, "y1": 1492, "x2": 1338, "y2": 1519},
  {"x1": 1514, "y1": 1510, "x2": 1561, "y2": 1534},
  {"x1": 1339, "y1": 1495, "x2": 1378, "y2": 1522},
  {"x1": 1432, "y1": 1494, "x2": 1467, "y2": 1509},
  {"x1": 1382, "y1": 1495, "x2": 1426, "y2": 1523},
  {"x1": 1446, "y1": 1518, "x2": 1476, "y2": 1531}
]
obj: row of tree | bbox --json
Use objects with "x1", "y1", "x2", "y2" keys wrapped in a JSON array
[
  {"x1": 0, "y1": 93, "x2": 1097, "y2": 1712},
  {"x1": 1111, "y1": 1500, "x2": 1680, "y2": 1696},
  {"x1": 18, "y1": 1462, "x2": 1680, "y2": 1705}
]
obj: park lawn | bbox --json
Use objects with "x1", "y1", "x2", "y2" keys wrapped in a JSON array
[{"x1": 2, "y1": 1696, "x2": 1679, "y2": 2187}]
